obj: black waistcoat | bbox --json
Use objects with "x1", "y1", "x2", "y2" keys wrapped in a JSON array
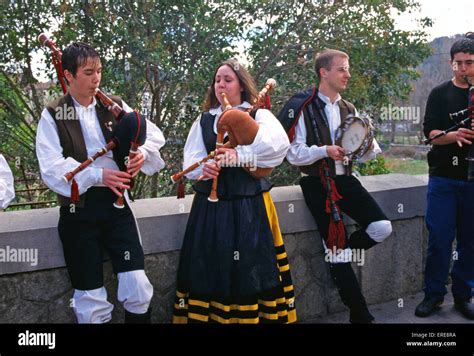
[{"x1": 46, "y1": 93, "x2": 122, "y2": 207}]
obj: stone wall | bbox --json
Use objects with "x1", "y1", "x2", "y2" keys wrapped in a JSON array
[{"x1": 0, "y1": 174, "x2": 429, "y2": 323}]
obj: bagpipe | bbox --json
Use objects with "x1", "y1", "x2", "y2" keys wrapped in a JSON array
[
  {"x1": 38, "y1": 33, "x2": 147, "y2": 208},
  {"x1": 170, "y1": 78, "x2": 276, "y2": 202},
  {"x1": 424, "y1": 76, "x2": 474, "y2": 181}
]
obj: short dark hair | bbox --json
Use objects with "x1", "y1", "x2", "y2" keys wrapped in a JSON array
[
  {"x1": 450, "y1": 33, "x2": 474, "y2": 60},
  {"x1": 314, "y1": 49, "x2": 349, "y2": 79},
  {"x1": 61, "y1": 42, "x2": 100, "y2": 80}
]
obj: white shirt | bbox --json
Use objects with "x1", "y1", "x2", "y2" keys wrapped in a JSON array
[
  {"x1": 183, "y1": 101, "x2": 290, "y2": 180},
  {"x1": 0, "y1": 154, "x2": 15, "y2": 210},
  {"x1": 36, "y1": 95, "x2": 166, "y2": 197},
  {"x1": 286, "y1": 92, "x2": 381, "y2": 174}
]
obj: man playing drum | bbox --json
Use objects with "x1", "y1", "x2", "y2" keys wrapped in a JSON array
[{"x1": 279, "y1": 48, "x2": 392, "y2": 323}]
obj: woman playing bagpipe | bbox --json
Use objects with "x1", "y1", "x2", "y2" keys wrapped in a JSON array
[
  {"x1": 172, "y1": 59, "x2": 297, "y2": 323},
  {"x1": 36, "y1": 37, "x2": 165, "y2": 323}
]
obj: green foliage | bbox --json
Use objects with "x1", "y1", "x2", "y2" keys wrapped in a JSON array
[
  {"x1": 0, "y1": 0, "x2": 432, "y2": 205},
  {"x1": 355, "y1": 155, "x2": 391, "y2": 176},
  {"x1": 243, "y1": 0, "x2": 431, "y2": 115}
]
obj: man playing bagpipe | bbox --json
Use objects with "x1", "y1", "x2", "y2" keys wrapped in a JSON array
[
  {"x1": 0, "y1": 154, "x2": 15, "y2": 211},
  {"x1": 278, "y1": 49, "x2": 392, "y2": 323},
  {"x1": 36, "y1": 42, "x2": 165, "y2": 323},
  {"x1": 415, "y1": 34, "x2": 474, "y2": 320}
]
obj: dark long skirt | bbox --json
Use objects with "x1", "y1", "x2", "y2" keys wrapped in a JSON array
[{"x1": 173, "y1": 191, "x2": 296, "y2": 323}]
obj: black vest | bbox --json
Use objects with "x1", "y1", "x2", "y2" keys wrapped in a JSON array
[
  {"x1": 300, "y1": 96, "x2": 355, "y2": 176},
  {"x1": 46, "y1": 93, "x2": 123, "y2": 207},
  {"x1": 192, "y1": 110, "x2": 272, "y2": 199}
]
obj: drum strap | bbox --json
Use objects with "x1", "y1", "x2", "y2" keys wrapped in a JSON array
[
  {"x1": 306, "y1": 102, "x2": 324, "y2": 147},
  {"x1": 311, "y1": 97, "x2": 330, "y2": 131}
]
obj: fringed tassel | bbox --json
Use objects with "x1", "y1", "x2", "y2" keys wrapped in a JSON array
[
  {"x1": 70, "y1": 179, "x2": 80, "y2": 204},
  {"x1": 326, "y1": 214, "x2": 346, "y2": 250},
  {"x1": 328, "y1": 178, "x2": 342, "y2": 202},
  {"x1": 264, "y1": 94, "x2": 271, "y2": 110},
  {"x1": 320, "y1": 162, "x2": 346, "y2": 250},
  {"x1": 177, "y1": 179, "x2": 185, "y2": 199}
]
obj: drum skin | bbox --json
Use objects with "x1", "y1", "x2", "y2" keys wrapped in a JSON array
[{"x1": 339, "y1": 115, "x2": 374, "y2": 160}]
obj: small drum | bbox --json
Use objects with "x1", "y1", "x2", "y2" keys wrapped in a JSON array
[{"x1": 337, "y1": 115, "x2": 374, "y2": 161}]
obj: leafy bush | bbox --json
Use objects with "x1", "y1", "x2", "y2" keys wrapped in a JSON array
[{"x1": 355, "y1": 155, "x2": 391, "y2": 176}]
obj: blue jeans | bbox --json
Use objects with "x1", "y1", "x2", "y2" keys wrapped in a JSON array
[{"x1": 424, "y1": 176, "x2": 474, "y2": 300}]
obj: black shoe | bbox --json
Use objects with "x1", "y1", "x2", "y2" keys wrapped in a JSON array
[
  {"x1": 328, "y1": 263, "x2": 374, "y2": 323},
  {"x1": 454, "y1": 299, "x2": 474, "y2": 320},
  {"x1": 414, "y1": 297, "x2": 443, "y2": 317},
  {"x1": 124, "y1": 308, "x2": 152, "y2": 323}
]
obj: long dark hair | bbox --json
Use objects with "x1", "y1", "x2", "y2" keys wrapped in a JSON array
[{"x1": 203, "y1": 59, "x2": 258, "y2": 111}]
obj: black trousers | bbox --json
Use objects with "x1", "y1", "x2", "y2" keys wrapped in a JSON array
[
  {"x1": 300, "y1": 175, "x2": 388, "y2": 249},
  {"x1": 58, "y1": 187, "x2": 145, "y2": 290},
  {"x1": 300, "y1": 175, "x2": 389, "y2": 322}
]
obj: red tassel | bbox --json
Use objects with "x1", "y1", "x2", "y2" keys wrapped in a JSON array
[
  {"x1": 264, "y1": 94, "x2": 271, "y2": 110},
  {"x1": 325, "y1": 199, "x2": 331, "y2": 213},
  {"x1": 177, "y1": 179, "x2": 185, "y2": 199},
  {"x1": 327, "y1": 219, "x2": 346, "y2": 250},
  {"x1": 319, "y1": 161, "x2": 346, "y2": 250},
  {"x1": 71, "y1": 179, "x2": 79, "y2": 203},
  {"x1": 329, "y1": 179, "x2": 342, "y2": 201}
]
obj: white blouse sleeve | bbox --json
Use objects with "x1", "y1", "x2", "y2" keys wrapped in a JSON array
[
  {"x1": 233, "y1": 109, "x2": 290, "y2": 168},
  {"x1": 138, "y1": 120, "x2": 166, "y2": 175},
  {"x1": 183, "y1": 114, "x2": 208, "y2": 180},
  {"x1": 286, "y1": 112, "x2": 328, "y2": 166},
  {"x1": 121, "y1": 100, "x2": 166, "y2": 175},
  {"x1": 0, "y1": 154, "x2": 15, "y2": 209},
  {"x1": 36, "y1": 108, "x2": 103, "y2": 197}
]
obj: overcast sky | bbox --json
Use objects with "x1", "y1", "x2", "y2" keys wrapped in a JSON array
[{"x1": 393, "y1": 0, "x2": 473, "y2": 40}]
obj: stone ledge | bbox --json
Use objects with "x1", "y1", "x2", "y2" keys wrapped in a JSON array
[{"x1": 0, "y1": 174, "x2": 428, "y2": 275}]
